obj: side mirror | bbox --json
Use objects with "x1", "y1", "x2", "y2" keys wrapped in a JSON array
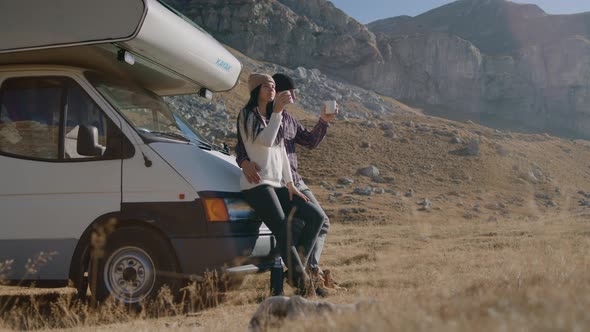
[{"x1": 77, "y1": 125, "x2": 105, "y2": 157}]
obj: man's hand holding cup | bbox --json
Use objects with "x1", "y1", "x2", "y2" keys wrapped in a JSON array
[{"x1": 320, "y1": 100, "x2": 339, "y2": 122}]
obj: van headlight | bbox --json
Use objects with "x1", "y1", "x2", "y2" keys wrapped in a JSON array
[{"x1": 202, "y1": 197, "x2": 258, "y2": 222}]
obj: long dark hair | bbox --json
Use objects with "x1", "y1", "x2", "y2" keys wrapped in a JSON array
[{"x1": 237, "y1": 86, "x2": 282, "y2": 144}]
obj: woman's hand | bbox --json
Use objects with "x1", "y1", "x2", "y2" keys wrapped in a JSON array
[
  {"x1": 273, "y1": 91, "x2": 294, "y2": 113},
  {"x1": 241, "y1": 160, "x2": 261, "y2": 184},
  {"x1": 287, "y1": 182, "x2": 309, "y2": 202}
]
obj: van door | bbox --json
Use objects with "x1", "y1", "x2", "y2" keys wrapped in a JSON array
[{"x1": 0, "y1": 75, "x2": 124, "y2": 281}]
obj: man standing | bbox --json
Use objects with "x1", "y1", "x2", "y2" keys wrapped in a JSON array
[{"x1": 236, "y1": 73, "x2": 339, "y2": 292}]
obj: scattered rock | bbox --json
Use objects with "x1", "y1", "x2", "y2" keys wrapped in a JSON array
[
  {"x1": 353, "y1": 187, "x2": 373, "y2": 196},
  {"x1": 546, "y1": 201, "x2": 558, "y2": 207},
  {"x1": 417, "y1": 198, "x2": 432, "y2": 211},
  {"x1": 320, "y1": 181, "x2": 335, "y2": 190},
  {"x1": 450, "y1": 136, "x2": 462, "y2": 144},
  {"x1": 463, "y1": 212, "x2": 476, "y2": 219},
  {"x1": 371, "y1": 175, "x2": 388, "y2": 183},
  {"x1": 360, "y1": 142, "x2": 371, "y2": 148},
  {"x1": 383, "y1": 176, "x2": 396, "y2": 183},
  {"x1": 339, "y1": 207, "x2": 367, "y2": 214},
  {"x1": 447, "y1": 191, "x2": 464, "y2": 197},
  {"x1": 249, "y1": 296, "x2": 373, "y2": 332},
  {"x1": 383, "y1": 129, "x2": 397, "y2": 138},
  {"x1": 380, "y1": 122, "x2": 394, "y2": 130},
  {"x1": 450, "y1": 140, "x2": 480, "y2": 156},
  {"x1": 578, "y1": 191, "x2": 590, "y2": 199},
  {"x1": 337, "y1": 178, "x2": 354, "y2": 185},
  {"x1": 405, "y1": 189, "x2": 414, "y2": 197},
  {"x1": 535, "y1": 193, "x2": 550, "y2": 200},
  {"x1": 357, "y1": 165, "x2": 380, "y2": 178},
  {"x1": 295, "y1": 66, "x2": 307, "y2": 79},
  {"x1": 532, "y1": 168, "x2": 545, "y2": 181},
  {"x1": 519, "y1": 171, "x2": 539, "y2": 183},
  {"x1": 433, "y1": 129, "x2": 454, "y2": 137},
  {"x1": 416, "y1": 126, "x2": 431, "y2": 133},
  {"x1": 485, "y1": 203, "x2": 502, "y2": 211}
]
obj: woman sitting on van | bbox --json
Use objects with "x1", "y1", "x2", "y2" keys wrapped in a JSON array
[{"x1": 237, "y1": 73, "x2": 325, "y2": 296}]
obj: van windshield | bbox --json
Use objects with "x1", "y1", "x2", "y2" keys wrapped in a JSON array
[{"x1": 85, "y1": 71, "x2": 211, "y2": 146}]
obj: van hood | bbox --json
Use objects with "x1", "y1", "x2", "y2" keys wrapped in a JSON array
[{"x1": 149, "y1": 142, "x2": 241, "y2": 194}]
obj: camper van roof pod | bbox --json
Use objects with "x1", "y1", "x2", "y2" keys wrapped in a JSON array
[{"x1": 0, "y1": 0, "x2": 242, "y2": 94}]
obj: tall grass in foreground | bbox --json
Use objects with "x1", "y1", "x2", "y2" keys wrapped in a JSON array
[
  {"x1": 0, "y1": 273, "x2": 228, "y2": 330},
  {"x1": 1, "y1": 216, "x2": 590, "y2": 331}
]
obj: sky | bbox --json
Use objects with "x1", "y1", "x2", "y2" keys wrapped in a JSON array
[{"x1": 329, "y1": 0, "x2": 590, "y2": 23}]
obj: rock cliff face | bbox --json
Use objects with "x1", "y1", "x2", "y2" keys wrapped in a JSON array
[
  {"x1": 167, "y1": 0, "x2": 380, "y2": 72},
  {"x1": 363, "y1": 0, "x2": 590, "y2": 137},
  {"x1": 169, "y1": 0, "x2": 590, "y2": 138},
  {"x1": 351, "y1": 32, "x2": 484, "y2": 112}
]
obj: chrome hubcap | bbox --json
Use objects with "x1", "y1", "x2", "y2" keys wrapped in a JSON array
[{"x1": 104, "y1": 246, "x2": 155, "y2": 303}]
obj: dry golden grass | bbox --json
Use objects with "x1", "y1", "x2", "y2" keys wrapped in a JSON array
[{"x1": 2, "y1": 213, "x2": 590, "y2": 331}]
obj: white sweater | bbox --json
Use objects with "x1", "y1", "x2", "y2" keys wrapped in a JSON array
[{"x1": 238, "y1": 108, "x2": 293, "y2": 190}]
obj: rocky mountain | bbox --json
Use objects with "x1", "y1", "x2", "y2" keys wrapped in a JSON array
[
  {"x1": 167, "y1": 0, "x2": 381, "y2": 73},
  {"x1": 361, "y1": 0, "x2": 590, "y2": 138},
  {"x1": 165, "y1": 48, "x2": 406, "y2": 145},
  {"x1": 368, "y1": 0, "x2": 587, "y2": 56},
  {"x1": 167, "y1": 0, "x2": 590, "y2": 139}
]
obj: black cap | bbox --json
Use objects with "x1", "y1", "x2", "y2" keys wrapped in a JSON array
[{"x1": 272, "y1": 73, "x2": 296, "y2": 92}]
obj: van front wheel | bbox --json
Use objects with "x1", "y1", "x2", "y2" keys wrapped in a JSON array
[{"x1": 91, "y1": 227, "x2": 179, "y2": 305}]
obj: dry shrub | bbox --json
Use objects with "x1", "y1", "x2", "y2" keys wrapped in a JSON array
[
  {"x1": 0, "y1": 260, "x2": 13, "y2": 285},
  {"x1": 0, "y1": 271, "x2": 230, "y2": 330},
  {"x1": 2, "y1": 216, "x2": 590, "y2": 331}
]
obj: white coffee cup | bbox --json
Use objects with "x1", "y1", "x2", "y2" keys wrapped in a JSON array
[
  {"x1": 324, "y1": 100, "x2": 337, "y2": 114},
  {"x1": 280, "y1": 90, "x2": 294, "y2": 104}
]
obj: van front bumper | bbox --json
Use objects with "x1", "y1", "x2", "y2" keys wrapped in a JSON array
[{"x1": 171, "y1": 233, "x2": 275, "y2": 277}]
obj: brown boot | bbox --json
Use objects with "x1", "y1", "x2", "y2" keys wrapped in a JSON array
[
  {"x1": 323, "y1": 269, "x2": 345, "y2": 290},
  {"x1": 309, "y1": 267, "x2": 330, "y2": 297}
]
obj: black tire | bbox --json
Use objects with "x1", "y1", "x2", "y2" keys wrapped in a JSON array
[{"x1": 89, "y1": 226, "x2": 179, "y2": 305}]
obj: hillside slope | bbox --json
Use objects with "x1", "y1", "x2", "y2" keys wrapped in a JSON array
[{"x1": 169, "y1": 47, "x2": 590, "y2": 225}]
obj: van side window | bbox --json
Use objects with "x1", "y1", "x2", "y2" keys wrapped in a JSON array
[
  {"x1": 0, "y1": 76, "x2": 127, "y2": 161},
  {"x1": 0, "y1": 77, "x2": 62, "y2": 159}
]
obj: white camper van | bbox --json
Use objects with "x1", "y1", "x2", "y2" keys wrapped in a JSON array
[{"x1": 0, "y1": 0, "x2": 274, "y2": 304}]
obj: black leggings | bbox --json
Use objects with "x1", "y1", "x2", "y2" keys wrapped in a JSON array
[{"x1": 242, "y1": 185, "x2": 324, "y2": 289}]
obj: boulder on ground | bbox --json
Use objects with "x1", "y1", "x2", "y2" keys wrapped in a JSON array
[
  {"x1": 357, "y1": 165, "x2": 380, "y2": 177},
  {"x1": 249, "y1": 296, "x2": 373, "y2": 332}
]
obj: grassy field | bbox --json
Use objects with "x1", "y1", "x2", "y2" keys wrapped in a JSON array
[{"x1": 2, "y1": 210, "x2": 590, "y2": 331}]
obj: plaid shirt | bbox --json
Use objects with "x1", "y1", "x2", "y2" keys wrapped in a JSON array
[{"x1": 236, "y1": 110, "x2": 329, "y2": 185}]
